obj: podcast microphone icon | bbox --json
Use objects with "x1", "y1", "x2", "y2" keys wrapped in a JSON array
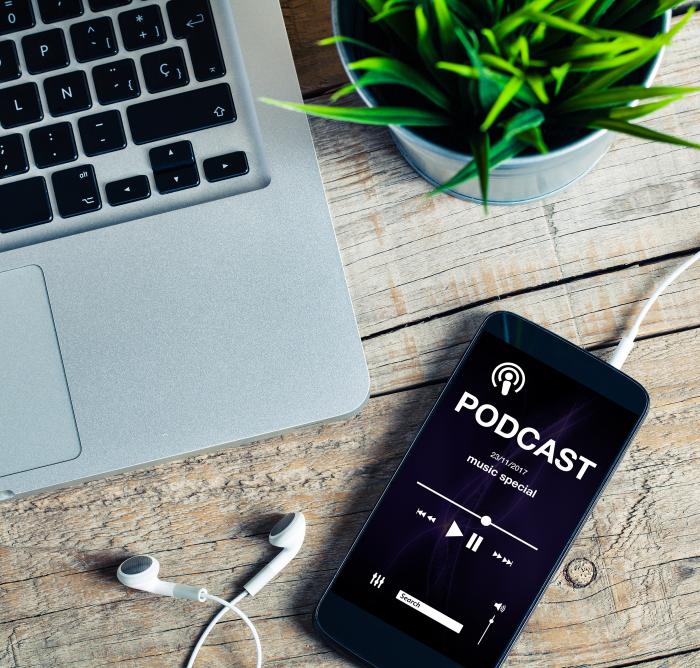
[{"x1": 491, "y1": 363, "x2": 526, "y2": 397}]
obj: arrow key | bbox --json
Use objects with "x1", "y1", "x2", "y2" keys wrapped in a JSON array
[
  {"x1": 149, "y1": 140, "x2": 194, "y2": 173},
  {"x1": 154, "y1": 163, "x2": 199, "y2": 195},
  {"x1": 106, "y1": 175, "x2": 151, "y2": 207},
  {"x1": 203, "y1": 151, "x2": 248, "y2": 183}
]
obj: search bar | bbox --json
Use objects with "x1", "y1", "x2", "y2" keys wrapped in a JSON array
[{"x1": 395, "y1": 590, "x2": 463, "y2": 633}]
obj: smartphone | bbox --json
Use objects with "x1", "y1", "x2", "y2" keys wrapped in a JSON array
[{"x1": 315, "y1": 311, "x2": 649, "y2": 667}]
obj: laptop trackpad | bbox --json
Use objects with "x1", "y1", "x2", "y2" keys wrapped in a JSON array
[{"x1": 0, "y1": 265, "x2": 81, "y2": 478}]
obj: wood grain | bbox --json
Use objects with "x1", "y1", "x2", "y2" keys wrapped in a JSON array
[
  {"x1": 0, "y1": 5, "x2": 698, "y2": 668},
  {"x1": 1, "y1": 328, "x2": 698, "y2": 667},
  {"x1": 306, "y1": 14, "x2": 700, "y2": 338}
]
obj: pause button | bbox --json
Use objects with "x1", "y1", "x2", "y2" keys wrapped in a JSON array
[{"x1": 466, "y1": 532, "x2": 483, "y2": 552}]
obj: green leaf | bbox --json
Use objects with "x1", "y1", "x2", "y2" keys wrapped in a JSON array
[
  {"x1": 550, "y1": 63, "x2": 570, "y2": 95},
  {"x1": 522, "y1": 10, "x2": 604, "y2": 40},
  {"x1": 431, "y1": 136, "x2": 524, "y2": 196},
  {"x1": 517, "y1": 126, "x2": 549, "y2": 153},
  {"x1": 349, "y1": 57, "x2": 451, "y2": 109},
  {"x1": 589, "y1": 118, "x2": 700, "y2": 149},
  {"x1": 259, "y1": 98, "x2": 451, "y2": 127},
  {"x1": 501, "y1": 108, "x2": 545, "y2": 140},
  {"x1": 481, "y1": 76, "x2": 524, "y2": 131},
  {"x1": 317, "y1": 35, "x2": 389, "y2": 57},
  {"x1": 415, "y1": 5, "x2": 439, "y2": 68},
  {"x1": 560, "y1": 85, "x2": 700, "y2": 112},
  {"x1": 480, "y1": 53, "x2": 524, "y2": 77},
  {"x1": 608, "y1": 95, "x2": 683, "y2": 120},
  {"x1": 432, "y1": 0, "x2": 456, "y2": 53},
  {"x1": 527, "y1": 75, "x2": 550, "y2": 104},
  {"x1": 471, "y1": 134, "x2": 491, "y2": 210},
  {"x1": 436, "y1": 61, "x2": 480, "y2": 78}
]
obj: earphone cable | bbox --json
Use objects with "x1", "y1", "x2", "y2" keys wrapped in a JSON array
[
  {"x1": 609, "y1": 249, "x2": 700, "y2": 369},
  {"x1": 186, "y1": 591, "x2": 261, "y2": 668}
]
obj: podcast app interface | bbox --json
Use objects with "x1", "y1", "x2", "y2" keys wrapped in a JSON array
[{"x1": 332, "y1": 331, "x2": 641, "y2": 667}]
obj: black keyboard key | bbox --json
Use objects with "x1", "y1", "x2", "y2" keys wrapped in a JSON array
[
  {"x1": 127, "y1": 83, "x2": 235, "y2": 145},
  {"x1": 0, "y1": 82, "x2": 42, "y2": 129},
  {"x1": 0, "y1": 133, "x2": 28, "y2": 179},
  {"x1": 0, "y1": 0, "x2": 35, "y2": 37},
  {"x1": 30, "y1": 122, "x2": 77, "y2": 168},
  {"x1": 78, "y1": 109, "x2": 126, "y2": 156},
  {"x1": 89, "y1": 0, "x2": 130, "y2": 10},
  {"x1": 119, "y1": 4, "x2": 165, "y2": 51},
  {"x1": 0, "y1": 176, "x2": 52, "y2": 231},
  {"x1": 0, "y1": 40, "x2": 20, "y2": 83},
  {"x1": 44, "y1": 71, "x2": 92, "y2": 116},
  {"x1": 141, "y1": 46, "x2": 188, "y2": 93},
  {"x1": 71, "y1": 16, "x2": 117, "y2": 62},
  {"x1": 22, "y1": 29, "x2": 69, "y2": 74},
  {"x1": 52, "y1": 164, "x2": 100, "y2": 218},
  {"x1": 93, "y1": 58, "x2": 139, "y2": 104},
  {"x1": 154, "y1": 163, "x2": 199, "y2": 194},
  {"x1": 203, "y1": 151, "x2": 248, "y2": 183},
  {"x1": 38, "y1": 0, "x2": 84, "y2": 24},
  {"x1": 106, "y1": 174, "x2": 149, "y2": 206},
  {"x1": 149, "y1": 140, "x2": 193, "y2": 173},
  {"x1": 167, "y1": 0, "x2": 224, "y2": 81}
]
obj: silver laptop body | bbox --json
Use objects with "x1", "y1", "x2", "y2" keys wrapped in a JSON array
[{"x1": 0, "y1": 0, "x2": 369, "y2": 499}]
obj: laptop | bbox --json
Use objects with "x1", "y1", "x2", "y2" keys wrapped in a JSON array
[{"x1": 0, "y1": 0, "x2": 369, "y2": 500}]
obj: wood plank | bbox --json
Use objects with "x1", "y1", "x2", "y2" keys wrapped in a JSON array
[
  {"x1": 280, "y1": 0, "x2": 343, "y2": 97},
  {"x1": 366, "y1": 254, "x2": 700, "y2": 395},
  {"x1": 1, "y1": 328, "x2": 698, "y2": 667},
  {"x1": 302, "y1": 16, "x2": 700, "y2": 337}
]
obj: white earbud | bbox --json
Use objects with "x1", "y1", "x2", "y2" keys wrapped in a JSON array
[
  {"x1": 117, "y1": 555, "x2": 207, "y2": 602},
  {"x1": 243, "y1": 512, "x2": 306, "y2": 596}
]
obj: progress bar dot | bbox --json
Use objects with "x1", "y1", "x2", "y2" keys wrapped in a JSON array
[{"x1": 481, "y1": 515, "x2": 492, "y2": 527}]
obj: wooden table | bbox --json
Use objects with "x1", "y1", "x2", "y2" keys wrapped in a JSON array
[{"x1": 1, "y1": 4, "x2": 699, "y2": 667}]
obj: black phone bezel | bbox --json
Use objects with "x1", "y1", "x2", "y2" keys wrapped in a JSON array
[{"x1": 314, "y1": 311, "x2": 649, "y2": 667}]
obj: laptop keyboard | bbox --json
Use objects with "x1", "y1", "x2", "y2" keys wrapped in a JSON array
[{"x1": 0, "y1": 0, "x2": 269, "y2": 247}]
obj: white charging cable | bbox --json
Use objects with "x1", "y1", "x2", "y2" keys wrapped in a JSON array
[
  {"x1": 186, "y1": 592, "x2": 261, "y2": 668},
  {"x1": 609, "y1": 250, "x2": 700, "y2": 369}
]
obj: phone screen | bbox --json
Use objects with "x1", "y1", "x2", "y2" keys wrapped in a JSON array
[{"x1": 328, "y1": 326, "x2": 645, "y2": 667}]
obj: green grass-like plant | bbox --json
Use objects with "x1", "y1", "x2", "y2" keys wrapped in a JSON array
[{"x1": 263, "y1": 0, "x2": 699, "y2": 204}]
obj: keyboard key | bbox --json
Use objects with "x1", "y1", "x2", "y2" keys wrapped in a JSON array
[
  {"x1": 204, "y1": 151, "x2": 248, "y2": 183},
  {"x1": 154, "y1": 163, "x2": 199, "y2": 194},
  {"x1": 119, "y1": 4, "x2": 165, "y2": 51},
  {"x1": 149, "y1": 140, "x2": 193, "y2": 173},
  {"x1": 106, "y1": 174, "x2": 149, "y2": 206},
  {"x1": 0, "y1": 0, "x2": 35, "y2": 37},
  {"x1": 0, "y1": 176, "x2": 52, "y2": 232},
  {"x1": 93, "y1": 58, "x2": 140, "y2": 104},
  {"x1": 0, "y1": 40, "x2": 20, "y2": 83},
  {"x1": 22, "y1": 28, "x2": 69, "y2": 74},
  {"x1": 78, "y1": 109, "x2": 126, "y2": 156},
  {"x1": 51, "y1": 164, "x2": 101, "y2": 218},
  {"x1": 0, "y1": 133, "x2": 28, "y2": 179},
  {"x1": 141, "y1": 46, "x2": 188, "y2": 93},
  {"x1": 30, "y1": 122, "x2": 77, "y2": 168},
  {"x1": 89, "y1": 0, "x2": 130, "y2": 10},
  {"x1": 167, "y1": 0, "x2": 225, "y2": 81},
  {"x1": 127, "y1": 83, "x2": 235, "y2": 145},
  {"x1": 44, "y1": 70, "x2": 92, "y2": 116},
  {"x1": 38, "y1": 0, "x2": 84, "y2": 24},
  {"x1": 0, "y1": 82, "x2": 43, "y2": 129},
  {"x1": 71, "y1": 16, "x2": 117, "y2": 62}
]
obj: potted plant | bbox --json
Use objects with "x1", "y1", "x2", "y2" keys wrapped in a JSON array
[{"x1": 263, "y1": 0, "x2": 699, "y2": 206}]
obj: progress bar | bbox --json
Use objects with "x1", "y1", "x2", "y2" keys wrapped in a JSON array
[{"x1": 417, "y1": 481, "x2": 538, "y2": 551}]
